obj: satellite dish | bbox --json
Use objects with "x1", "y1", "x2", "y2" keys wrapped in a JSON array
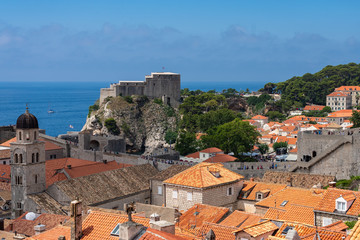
[{"x1": 25, "y1": 212, "x2": 37, "y2": 221}]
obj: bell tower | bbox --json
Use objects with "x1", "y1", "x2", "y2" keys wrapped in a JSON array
[{"x1": 10, "y1": 107, "x2": 46, "y2": 218}]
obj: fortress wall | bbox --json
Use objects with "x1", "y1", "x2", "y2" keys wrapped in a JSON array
[
  {"x1": 0, "y1": 126, "x2": 15, "y2": 144},
  {"x1": 100, "y1": 87, "x2": 116, "y2": 104},
  {"x1": 297, "y1": 132, "x2": 344, "y2": 161},
  {"x1": 307, "y1": 143, "x2": 356, "y2": 179}
]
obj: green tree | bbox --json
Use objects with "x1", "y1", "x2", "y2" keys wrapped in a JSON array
[
  {"x1": 266, "y1": 111, "x2": 286, "y2": 122},
  {"x1": 273, "y1": 142, "x2": 288, "y2": 152},
  {"x1": 175, "y1": 131, "x2": 198, "y2": 156},
  {"x1": 165, "y1": 130, "x2": 177, "y2": 145},
  {"x1": 322, "y1": 106, "x2": 332, "y2": 113},
  {"x1": 258, "y1": 144, "x2": 269, "y2": 156},
  {"x1": 350, "y1": 110, "x2": 360, "y2": 128},
  {"x1": 198, "y1": 109, "x2": 237, "y2": 132},
  {"x1": 104, "y1": 118, "x2": 120, "y2": 135},
  {"x1": 202, "y1": 119, "x2": 260, "y2": 157}
]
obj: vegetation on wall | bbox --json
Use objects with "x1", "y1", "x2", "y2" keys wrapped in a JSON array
[{"x1": 104, "y1": 118, "x2": 120, "y2": 135}]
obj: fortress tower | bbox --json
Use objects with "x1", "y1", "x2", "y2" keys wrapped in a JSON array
[
  {"x1": 100, "y1": 72, "x2": 181, "y2": 108},
  {"x1": 10, "y1": 108, "x2": 46, "y2": 218}
]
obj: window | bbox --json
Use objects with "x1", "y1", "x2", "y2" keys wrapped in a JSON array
[
  {"x1": 34, "y1": 174, "x2": 38, "y2": 184},
  {"x1": 19, "y1": 154, "x2": 23, "y2": 163},
  {"x1": 32, "y1": 153, "x2": 35, "y2": 163},
  {"x1": 36, "y1": 153, "x2": 39, "y2": 162},
  {"x1": 19, "y1": 132, "x2": 22, "y2": 141},
  {"x1": 157, "y1": 186, "x2": 163, "y2": 195},
  {"x1": 172, "y1": 190, "x2": 178, "y2": 199},
  {"x1": 227, "y1": 187, "x2": 233, "y2": 196},
  {"x1": 336, "y1": 201, "x2": 346, "y2": 211},
  {"x1": 256, "y1": 193, "x2": 263, "y2": 200},
  {"x1": 15, "y1": 154, "x2": 18, "y2": 163},
  {"x1": 187, "y1": 192, "x2": 192, "y2": 201},
  {"x1": 17, "y1": 202, "x2": 22, "y2": 209},
  {"x1": 110, "y1": 223, "x2": 120, "y2": 236},
  {"x1": 34, "y1": 131, "x2": 37, "y2": 140},
  {"x1": 280, "y1": 200, "x2": 288, "y2": 207},
  {"x1": 15, "y1": 176, "x2": 23, "y2": 185}
]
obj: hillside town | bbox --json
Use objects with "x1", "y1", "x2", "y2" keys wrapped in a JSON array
[{"x1": 2, "y1": 75, "x2": 360, "y2": 240}]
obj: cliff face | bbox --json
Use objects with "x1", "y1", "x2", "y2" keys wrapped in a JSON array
[{"x1": 82, "y1": 96, "x2": 178, "y2": 154}]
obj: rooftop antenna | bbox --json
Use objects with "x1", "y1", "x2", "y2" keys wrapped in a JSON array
[{"x1": 25, "y1": 103, "x2": 29, "y2": 113}]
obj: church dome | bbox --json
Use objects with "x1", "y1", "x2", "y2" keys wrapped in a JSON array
[{"x1": 16, "y1": 108, "x2": 39, "y2": 129}]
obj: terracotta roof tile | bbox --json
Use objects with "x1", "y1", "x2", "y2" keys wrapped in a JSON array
[
  {"x1": 178, "y1": 204, "x2": 229, "y2": 235},
  {"x1": 150, "y1": 165, "x2": 190, "y2": 181},
  {"x1": 275, "y1": 222, "x2": 346, "y2": 240},
  {"x1": 323, "y1": 220, "x2": 348, "y2": 232},
  {"x1": 184, "y1": 152, "x2": 200, "y2": 159},
  {"x1": 0, "y1": 137, "x2": 16, "y2": 147},
  {"x1": 0, "y1": 149, "x2": 10, "y2": 159},
  {"x1": 315, "y1": 188, "x2": 360, "y2": 216},
  {"x1": 327, "y1": 91, "x2": 350, "y2": 97},
  {"x1": 199, "y1": 148, "x2": 223, "y2": 153},
  {"x1": 335, "y1": 86, "x2": 360, "y2": 92},
  {"x1": 251, "y1": 115, "x2": 268, "y2": 120},
  {"x1": 197, "y1": 222, "x2": 237, "y2": 240},
  {"x1": 348, "y1": 218, "x2": 360, "y2": 240},
  {"x1": 234, "y1": 220, "x2": 278, "y2": 237},
  {"x1": 26, "y1": 225, "x2": 71, "y2": 240},
  {"x1": 281, "y1": 205, "x2": 315, "y2": 225},
  {"x1": 328, "y1": 110, "x2": 359, "y2": 118},
  {"x1": 240, "y1": 181, "x2": 287, "y2": 201},
  {"x1": 203, "y1": 154, "x2": 237, "y2": 163},
  {"x1": 1, "y1": 137, "x2": 62, "y2": 151},
  {"x1": 4, "y1": 212, "x2": 70, "y2": 236},
  {"x1": 263, "y1": 208, "x2": 286, "y2": 220},
  {"x1": 256, "y1": 187, "x2": 324, "y2": 210},
  {"x1": 304, "y1": 105, "x2": 326, "y2": 111},
  {"x1": 219, "y1": 210, "x2": 261, "y2": 228},
  {"x1": 140, "y1": 228, "x2": 188, "y2": 240},
  {"x1": 164, "y1": 162, "x2": 244, "y2": 189}
]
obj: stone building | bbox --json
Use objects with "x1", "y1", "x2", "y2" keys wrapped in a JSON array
[
  {"x1": 335, "y1": 86, "x2": 360, "y2": 106},
  {"x1": 326, "y1": 91, "x2": 352, "y2": 111},
  {"x1": 100, "y1": 72, "x2": 181, "y2": 107},
  {"x1": 163, "y1": 162, "x2": 244, "y2": 211},
  {"x1": 10, "y1": 108, "x2": 46, "y2": 218}
]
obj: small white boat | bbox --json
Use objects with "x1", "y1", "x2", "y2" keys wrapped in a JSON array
[{"x1": 48, "y1": 109, "x2": 55, "y2": 114}]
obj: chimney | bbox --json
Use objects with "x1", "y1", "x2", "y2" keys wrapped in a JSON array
[
  {"x1": 285, "y1": 229, "x2": 301, "y2": 240},
  {"x1": 150, "y1": 220, "x2": 175, "y2": 235},
  {"x1": 34, "y1": 223, "x2": 46, "y2": 235},
  {"x1": 58, "y1": 236, "x2": 66, "y2": 240},
  {"x1": 103, "y1": 159, "x2": 107, "y2": 164},
  {"x1": 286, "y1": 177, "x2": 292, "y2": 187},
  {"x1": 118, "y1": 202, "x2": 144, "y2": 240},
  {"x1": 329, "y1": 181, "x2": 336, "y2": 188},
  {"x1": 70, "y1": 200, "x2": 82, "y2": 240},
  {"x1": 67, "y1": 165, "x2": 72, "y2": 169}
]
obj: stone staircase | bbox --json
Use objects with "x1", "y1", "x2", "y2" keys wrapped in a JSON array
[{"x1": 289, "y1": 136, "x2": 352, "y2": 172}]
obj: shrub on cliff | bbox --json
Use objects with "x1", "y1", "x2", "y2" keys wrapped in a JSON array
[{"x1": 105, "y1": 118, "x2": 120, "y2": 135}]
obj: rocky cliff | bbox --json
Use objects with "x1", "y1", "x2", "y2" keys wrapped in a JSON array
[{"x1": 82, "y1": 96, "x2": 178, "y2": 154}]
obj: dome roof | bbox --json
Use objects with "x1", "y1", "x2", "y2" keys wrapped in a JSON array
[{"x1": 16, "y1": 108, "x2": 39, "y2": 129}]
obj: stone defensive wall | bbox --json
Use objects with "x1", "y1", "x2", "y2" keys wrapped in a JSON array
[
  {"x1": 0, "y1": 125, "x2": 15, "y2": 144},
  {"x1": 292, "y1": 128, "x2": 360, "y2": 179}
]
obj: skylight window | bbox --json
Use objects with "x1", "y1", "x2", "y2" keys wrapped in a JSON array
[
  {"x1": 280, "y1": 200, "x2": 288, "y2": 207},
  {"x1": 281, "y1": 226, "x2": 293, "y2": 235},
  {"x1": 111, "y1": 223, "x2": 120, "y2": 236}
]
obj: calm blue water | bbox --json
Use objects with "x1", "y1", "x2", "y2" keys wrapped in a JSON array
[{"x1": 0, "y1": 81, "x2": 264, "y2": 136}]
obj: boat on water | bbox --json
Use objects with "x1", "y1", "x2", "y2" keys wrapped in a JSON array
[{"x1": 48, "y1": 109, "x2": 55, "y2": 114}]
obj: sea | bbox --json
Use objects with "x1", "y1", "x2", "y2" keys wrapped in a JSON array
[{"x1": 0, "y1": 81, "x2": 264, "y2": 137}]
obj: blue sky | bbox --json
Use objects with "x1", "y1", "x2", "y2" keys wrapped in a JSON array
[{"x1": 0, "y1": 0, "x2": 359, "y2": 84}]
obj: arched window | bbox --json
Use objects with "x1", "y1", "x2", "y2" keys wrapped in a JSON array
[
  {"x1": 34, "y1": 175, "x2": 38, "y2": 184},
  {"x1": 19, "y1": 154, "x2": 23, "y2": 163},
  {"x1": 15, "y1": 154, "x2": 18, "y2": 163},
  {"x1": 34, "y1": 131, "x2": 37, "y2": 140},
  {"x1": 26, "y1": 133, "x2": 30, "y2": 140},
  {"x1": 32, "y1": 153, "x2": 35, "y2": 163},
  {"x1": 19, "y1": 132, "x2": 22, "y2": 141},
  {"x1": 36, "y1": 153, "x2": 39, "y2": 162}
]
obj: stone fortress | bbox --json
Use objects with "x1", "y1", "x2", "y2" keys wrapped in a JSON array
[
  {"x1": 100, "y1": 72, "x2": 181, "y2": 107},
  {"x1": 290, "y1": 128, "x2": 360, "y2": 180}
]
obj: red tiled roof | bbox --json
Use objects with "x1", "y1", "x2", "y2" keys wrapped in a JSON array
[
  {"x1": 240, "y1": 181, "x2": 287, "y2": 201},
  {"x1": 251, "y1": 115, "x2": 268, "y2": 120},
  {"x1": 5, "y1": 212, "x2": 70, "y2": 236},
  {"x1": 328, "y1": 109, "x2": 359, "y2": 118},
  {"x1": 178, "y1": 204, "x2": 229, "y2": 235},
  {"x1": 198, "y1": 222, "x2": 237, "y2": 240},
  {"x1": 164, "y1": 162, "x2": 244, "y2": 189},
  {"x1": 219, "y1": 210, "x2": 261, "y2": 228},
  {"x1": 335, "y1": 86, "x2": 360, "y2": 92},
  {"x1": 315, "y1": 188, "x2": 360, "y2": 216},
  {"x1": 26, "y1": 225, "x2": 71, "y2": 240},
  {"x1": 304, "y1": 105, "x2": 326, "y2": 111},
  {"x1": 200, "y1": 148, "x2": 223, "y2": 153},
  {"x1": 234, "y1": 220, "x2": 278, "y2": 237},
  {"x1": 322, "y1": 221, "x2": 348, "y2": 232},
  {"x1": 46, "y1": 158, "x2": 131, "y2": 187},
  {"x1": 0, "y1": 149, "x2": 10, "y2": 159},
  {"x1": 0, "y1": 165, "x2": 11, "y2": 181},
  {"x1": 139, "y1": 228, "x2": 187, "y2": 240},
  {"x1": 203, "y1": 154, "x2": 237, "y2": 163},
  {"x1": 327, "y1": 91, "x2": 350, "y2": 97},
  {"x1": 0, "y1": 137, "x2": 62, "y2": 151}
]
